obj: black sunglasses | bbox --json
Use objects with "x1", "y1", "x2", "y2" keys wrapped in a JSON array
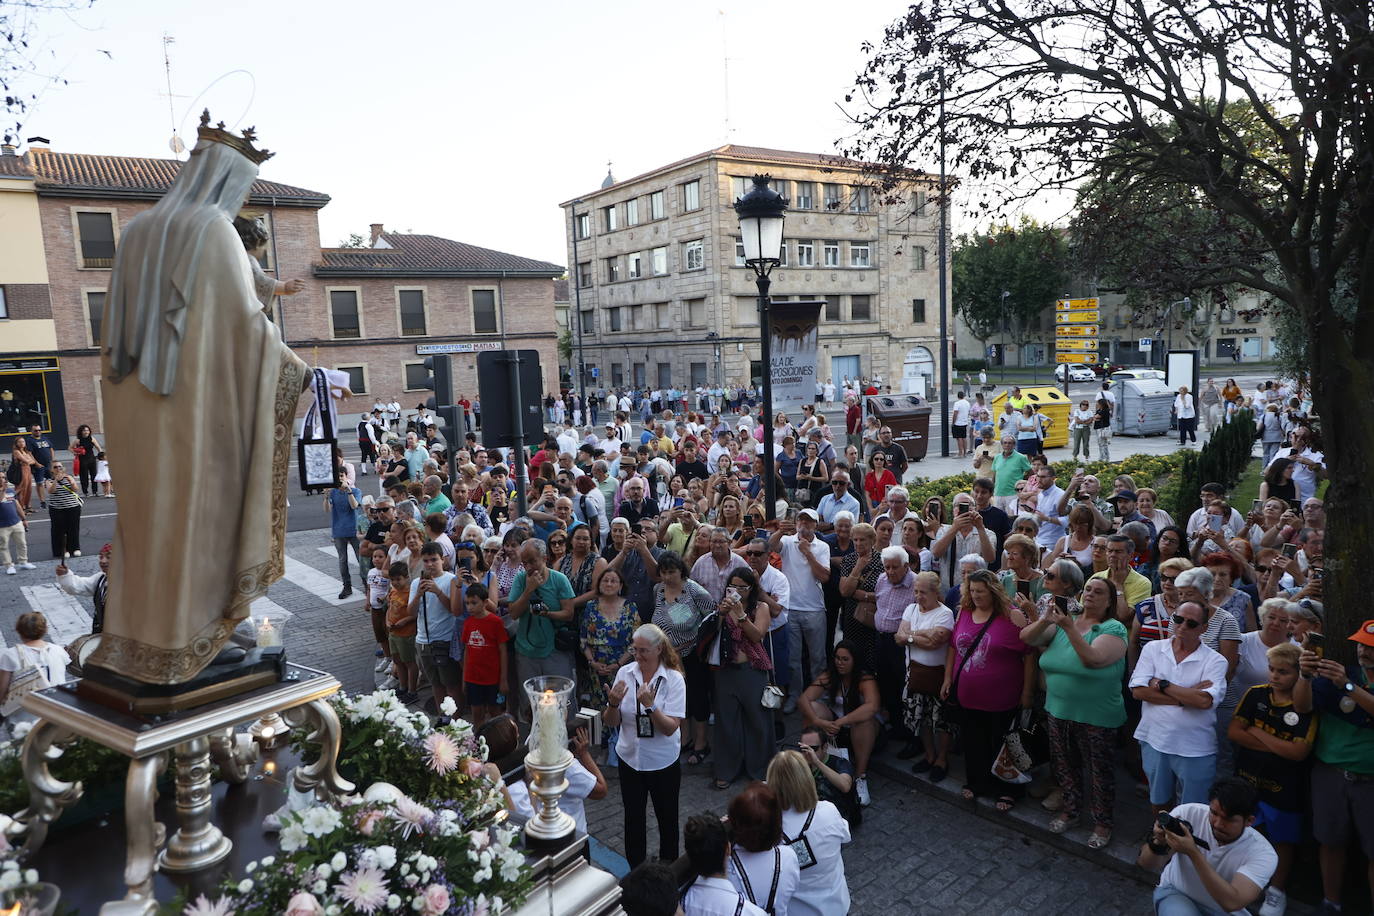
[
  {"x1": 454, "y1": 541, "x2": 477, "y2": 551},
  {"x1": 1171, "y1": 614, "x2": 1202, "y2": 630}
]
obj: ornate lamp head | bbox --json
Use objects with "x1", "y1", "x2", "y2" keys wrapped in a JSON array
[{"x1": 196, "y1": 109, "x2": 274, "y2": 164}]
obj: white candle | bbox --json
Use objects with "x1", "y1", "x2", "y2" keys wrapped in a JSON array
[
  {"x1": 256, "y1": 619, "x2": 281, "y2": 648},
  {"x1": 531, "y1": 689, "x2": 566, "y2": 765}
]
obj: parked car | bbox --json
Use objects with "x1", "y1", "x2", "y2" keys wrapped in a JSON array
[
  {"x1": 1110, "y1": 368, "x2": 1167, "y2": 381},
  {"x1": 1054, "y1": 363, "x2": 1098, "y2": 383},
  {"x1": 1092, "y1": 362, "x2": 1126, "y2": 378}
]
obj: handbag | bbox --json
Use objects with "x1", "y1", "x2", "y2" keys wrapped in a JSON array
[
  {"x1": 694, "y1": 611, "x2": 722, "y2": 663},
  {"x1": 1, "y1": 645, "x2": 52, "y2": 717},
  {"x1": 943, "y1": 615, "x2": 996, "y2": 725},
  {"x1": 993, "y1": 709, "x2": 1051, "y2": 785},
  {"x1": 852, "y1": 600, "x2": 877, "y2": 628},
  {"x1": 761, "y1": 632, "x2": 785, "y2": 709},
  {"x1": 70, "y1": 444, "x2": 86, "y2": 457}
]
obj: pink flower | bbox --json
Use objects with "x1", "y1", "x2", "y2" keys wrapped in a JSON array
[
  {"x1": 423, "y1": 733, "x2": 461, "y2": 776},
  {"x1": 335, "y1": 866, "x2": 390, "y2": 914},
  {"x1": 420, "y1": 884, "x2": 450, "y2": 916},
  {"x1": 464, "y1": 757, "x2": 485, "y2": 779},
  {"x1": 357, "y1": 808, "x2": 386, "y2": 836},
  {"x1": 283, "y1": 892, "x2": 324, "y2": 916}
]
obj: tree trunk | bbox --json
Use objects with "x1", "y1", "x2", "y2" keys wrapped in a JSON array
[{"x1": 1304, "y1": 303, "x2": 1371, "y2": 667}]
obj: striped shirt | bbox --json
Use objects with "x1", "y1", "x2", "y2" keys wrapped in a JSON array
[{"x1": 47, "y1": 478, "x2": 82, "y2": 509}]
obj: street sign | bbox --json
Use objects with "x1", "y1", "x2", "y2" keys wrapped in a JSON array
[
  {"x1": 1055, "y1": 325, "x2": 1099, "y2": 338},
  {"x1": 1055, "y1": 310, "x2": 1100, "y2": 324},
  {"x1": 1056, "y1": 297, "x2": 1099, "y2": 311},
  {"x1": 1056, "y1": 354, "x2": 1099, "y2": 365},
  {"x1": 1139, "y1": 338, "x2": 1154, "y2": 350},
  {"x1": 590, "y1": 366, "x2": 600, "y2": 378}
]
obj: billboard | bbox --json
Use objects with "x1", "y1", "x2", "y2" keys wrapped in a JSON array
[{"x1": 769, "y1": 300, "x2": 823, "y2": 420}]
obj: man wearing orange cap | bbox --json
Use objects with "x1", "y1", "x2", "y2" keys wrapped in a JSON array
[{"x1": 1294, "y1": 620, "x2": 1374, "y2": 916}]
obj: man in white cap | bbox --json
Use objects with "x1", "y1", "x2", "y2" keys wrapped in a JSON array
[{"x1": 769, "y1": 508, "x2": 831, "y2": 711}]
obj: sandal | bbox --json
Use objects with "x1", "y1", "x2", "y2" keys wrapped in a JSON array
[
  {"x1": 960, "y1": 785, "x2": 976, "y2": 801},
  {"x1": 1048, "y1": 815, "x2": 1079, "y2": 834},
  {"x1": 995, "y1": 796, "x2": 1016, "y2": 813},
  {"x1": 1087, "y1": 830, "x2": 1112, "y2": 849},
  {"x1": 712, "y1": 779, "x2": 731, "y2": 791},
  {"x1": 685, "y1": 745, "x2": 711, "y2": 766}
]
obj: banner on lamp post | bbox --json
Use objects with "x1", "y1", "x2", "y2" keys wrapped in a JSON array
[{"x1": 768, "y1": 300, "x2": 824, "y2": 420}]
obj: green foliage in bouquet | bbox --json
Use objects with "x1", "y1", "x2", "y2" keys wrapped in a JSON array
[{"x1": 0, "y1": 723, "x2": 132, "y2": 815}]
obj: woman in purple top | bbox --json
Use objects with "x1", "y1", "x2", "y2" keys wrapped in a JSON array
[{"x1": 942, "y1": 568, "x2": 1034, "y2": 811}]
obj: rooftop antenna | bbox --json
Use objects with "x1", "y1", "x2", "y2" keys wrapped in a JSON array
[
  {"x1": 719, "y1": 9, "x2": 732, "y2": 143},
  {"x1": 162, "y1": 34, "x2": 185, "y2": 155}
]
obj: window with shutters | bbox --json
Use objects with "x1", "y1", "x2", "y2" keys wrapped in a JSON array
[
  {"x1": 851, "y1": 295, "x2": 872, "y2": 321},
  {"x1": 75, "y1": 210, "x2": 116, "y2": 268},
  {"x1": 471, "y1": 288, "x2": 499, "y2": 334},
  {"x1": 824, "y1": 295, "x2": 841, "y2": 321},
  {"x1": 397, "y1": 288, "x2": 427, "y2": 336},
  {"x1": 84, "y1": 290, "x2": 106, "y2": 347},
  {"x1": 329, "y1": 289, "x2": 362, "y2": 339},
  {"x1": 912, "y1": 298, "x2": 927, "y2": 323}
]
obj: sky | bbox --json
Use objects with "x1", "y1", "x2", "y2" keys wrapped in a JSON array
[{"x1": 8, "y1": 0, "x2": 995, "y2": 267}]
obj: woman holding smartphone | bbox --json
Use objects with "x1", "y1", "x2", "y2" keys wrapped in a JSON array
[{"x1": 711, "y1": 568, "x2": 773, "y2": 790}]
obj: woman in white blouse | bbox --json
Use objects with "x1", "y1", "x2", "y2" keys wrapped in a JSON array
[
  {"x1": 0, "y1": 613, "x2": 71, "y2": 727},
  {"x1": 766, "y1": 750, "x2": 851, "y2": 915},
  {"x1": 727, "y1": 782, "x2": 800, "y2": 916},
  {"x1": 605, "y1": 623, "x2": 687, "y2": 868}
]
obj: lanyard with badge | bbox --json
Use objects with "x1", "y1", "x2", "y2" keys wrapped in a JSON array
[
  {"x1": 634, "y1": 675, "x2": 662, "y2": 738},
  {"x1": 782, "y1": 807, "x2": 817, "y2": 870},
  {"x1": 730, "y1": 847, "x2": 782, "y2": 914}
]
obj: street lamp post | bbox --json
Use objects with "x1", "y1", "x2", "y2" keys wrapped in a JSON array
[
  {"x1": 734, "y1": 175, "x2": 787, "y2": 522},
  {"x1": 999, "y1": 290, "x2": 1010, "y2": 383},
  {"x1": 569, "y1": 201, "x2": 587, "y2": 407}
]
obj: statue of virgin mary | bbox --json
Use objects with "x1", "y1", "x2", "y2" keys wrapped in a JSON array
[{"x1": 91, "y1": 112, "x2": 308, "y2": 685}]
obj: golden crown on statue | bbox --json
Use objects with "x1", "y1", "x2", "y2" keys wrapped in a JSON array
[{"x1": 196, "y1": 108, "x2": 274, "y2": 163}]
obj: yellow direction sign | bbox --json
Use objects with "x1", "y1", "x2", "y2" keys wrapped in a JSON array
[
  {"x1": 1056, "y1": 297, "x2": 1099, "y2": 311},
  {"x1": 1056, "y1": 343, "x2": 1100, "y2": 356},
  {"x1": 1056, "y1": 325, "x2": 1099, "y2": 338},
  {"x1": 1056, "y1": 310, "x2": 1100, "y2": 324}
]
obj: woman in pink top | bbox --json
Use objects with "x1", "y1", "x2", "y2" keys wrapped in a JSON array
[{"x1": 942, "y1": 568, "x2": 1034, "y2": 811}]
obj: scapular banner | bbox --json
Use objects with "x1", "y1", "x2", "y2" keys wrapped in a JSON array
[{"x1": 769, "y1": 300, "x2": 823, "y2": 420}]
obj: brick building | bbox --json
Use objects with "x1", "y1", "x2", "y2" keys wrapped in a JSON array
[
  {"x1": 0, "y1": 143, "x2": 561, "y2": 447},
  {"x1": 559, "y1": 144, "x2": 948, "y2": 395}
]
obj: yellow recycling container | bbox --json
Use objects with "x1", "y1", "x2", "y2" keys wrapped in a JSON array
[{"x1": 989, "y1": 385, "x2": 1072, "y2": 449}]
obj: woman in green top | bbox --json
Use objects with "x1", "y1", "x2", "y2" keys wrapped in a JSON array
[
  {"x1": 998, "y1": 533, "x2": 1047, "y2": 602},
  {"x1": 1020, "y1": 576, "x2": 1127, "y2": 849}
]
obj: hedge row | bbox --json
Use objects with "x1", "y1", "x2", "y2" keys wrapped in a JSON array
[
  {"x1": 1172, "y1": 409, "x2": 1257, "y2": 521},
  {"x1": 905, "y1": 452, "x2": 1189, "y2": 515}
]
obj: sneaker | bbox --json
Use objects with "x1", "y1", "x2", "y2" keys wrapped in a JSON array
[
  {"x1": 374, "y1": 648, "x2": 385, "y2": 658},
  {"x1": 4, "y1": 566, "x2": 14, "y2": 575},
  {"x1": 1258, "y1": 888, "x2": 1287, "y2": 916},
  {"x1": 71, "y1": 550, "x2": 81, "y2": 557},
  {"x1": 375, "y1": 658, "x2": 391, "y2": 673},
  {"x1": 856, "y1": 777, "x2": 871, "y2": 807},
  {"x1": 19, "y1": 563, "x2": 36, "y2": 571},
  {"x1": 338, "y1": 586, "x2": 353, "y2": 599},
  {"x1": 379, "y1": 675, "x2": 399, "y2": 690}
]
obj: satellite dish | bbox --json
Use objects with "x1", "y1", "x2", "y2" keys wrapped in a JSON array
[{"x1": 169, "y1": 133, "x2": 185, "y2": 155}]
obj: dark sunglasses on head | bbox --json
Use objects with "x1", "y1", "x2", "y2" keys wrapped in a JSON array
[
  {"x1": 1171, "y1": 614, "x2": 1202, "y2": 630},
  {"x1": 1161, "y1": 575, "x2": 1177, "y2": 583},
  {"x1": 1043, "y1": 572, "x2": 1057, "y2": 581},
  {"x1": 454, "y1": 541, "x2": 477, "y2": 551}
]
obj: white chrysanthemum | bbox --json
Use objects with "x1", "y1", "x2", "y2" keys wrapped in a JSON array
[
  {"x1": 375, "y1": 738, "x2": 385, "y2": 748},
  {"x1": 391, "y1": 796, "x2": 433, "y2": 838},
  {"x1": 279, "y1": 822, "x2": 308, "y2": 851},
  {"x1": 300, "y1": 805, "x2": 344, "y2": 837},
  {"x1": 182, "y1": 893, "x2": 235, "y2": 916},
  {"x1": 386, "y1": 895, "x2": 401, "y2": 911},
  {"x1": 422, "y1": 733, "x2": 461, "y2": 776},
  {"x1": 472, "y1": 865, "x2": 492, "y2": 883},
  {"x1": 499, "y1": 858, "x2": 523, "y2": 883},
  {"x1": 11, "y1": 721, "x2": 32, "y2": 740},
  {"x1": 354, "y1": 696, "x2": 379, "y2": 721},
  {"x1": 375, "y1": 845, "x2": 398, "y2": 869},
  {"x1": 335, "y1": 865, "x2": 390, "y2": 915},
  {"x1": 261, "y1": 856, "x2": 275, "y2": 867},
  {"x1": 316, "y1": 864, "x2": 333, "y2": 881},
  {"x1": 331, "y1": 852, "x2": 347, "y2": 872},
  {"x1": 439, "y1": 696, "x2": 457, "y2": 716},
  {"x1": 236, "y1": 878, "x2": 253, "y2": 894},
  {"x1": 312, "y1": 879, "x2": 328, "y2": 895}
]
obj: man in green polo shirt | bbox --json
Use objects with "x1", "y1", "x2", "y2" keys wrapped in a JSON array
[
  {"x1": 1294, "y1": 619, "x2": 1374, "y2": 916},
  {"x1": 989, "y1": 435, "x2": 1032, "y2": 514},
  {"x1": 504, "y1": 539, "x2": 576, "y2": 723},
  {"x1": 1089, "y1": 534, "x2": 1151, "y2": 622}
]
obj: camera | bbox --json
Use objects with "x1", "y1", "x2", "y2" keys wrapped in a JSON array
[
  {"x1": 1156, "y1": 811, "x2": 1210, "y2": 849},
  {"x1": 529, "y1": 598, "x2": 548, "y2": 616}
]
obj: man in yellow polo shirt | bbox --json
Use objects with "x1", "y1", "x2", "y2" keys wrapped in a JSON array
[
  {"x1": 1090, "y1": 533, "x2": 1151, "y2": 621},
  {"x1": 1008, "y1": 386, "x2": 1028, "y2": 410}
]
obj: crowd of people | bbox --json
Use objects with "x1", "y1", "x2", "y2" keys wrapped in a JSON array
[
  {"x1": 317, "y1": 373, "x2": 1366, "y2": 916},
  {"x1": 0, "y1": 368, "x2": 1364, "y2": 916}
]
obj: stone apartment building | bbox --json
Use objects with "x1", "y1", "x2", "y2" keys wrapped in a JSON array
[
  {"x1": 559, "y1": 144, "x2": 947, "y2": 396},
  {"x1": 0, "y1": 142, "x2": 561, "y2": 448}
]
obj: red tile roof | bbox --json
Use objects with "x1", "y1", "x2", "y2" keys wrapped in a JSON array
[
  {"x1": 316, "y1": 232, "x2": 563, "y2": 278},
  {"x1": 18, "y1": 148, "x2": 329, "y2": 206}
]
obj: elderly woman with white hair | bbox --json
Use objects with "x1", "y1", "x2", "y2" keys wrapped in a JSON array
[
  {"x1": 1236, "y1": 598, "x2": 1295, "y2": 690},
  {"x1": 1175, "y1": 565, "x2": 1243, "y2": 773},
  {"x1": 897, "y1": 570, "x2": 955, "y2": 781},
  {"x1": 1029, "y1": 558, "x2": 1085, "y2": 621},
  {"x1": 943, "y1": 553, "x2": 988, "y2": 609},
  {"x1": 837, "y1": 521, "x2": 883, "y2": 671}
]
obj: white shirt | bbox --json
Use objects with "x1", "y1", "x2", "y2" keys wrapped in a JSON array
[
  {"x1": 1157, "y1": 803, "x2": 1277, "y2": 916},
  {"x1": 1185, "y1": 506, "x2": 1245, "y2": 537},
  {"x1": 0, "y1": 642, "x2": 70, "y2": 687},
  {"x1": 758, "y1": 563, "x2": 791, "y2": 632},
  {"x1": 778, "y1": 534, "x2": 830, "y2": 613},
  {"x1": 900, "y1": 603, "x2": 955, "y2": 666},
  {"x1": 683, "y1": 876, "x2": 767, "y2": 916},
  {"x1": 556, "y1": 430, "x2": 579, "y2": 456},
  {"x1": 1034, "y1": 484, "x2": 1068, "y2": 548},
  {"x1": 823, "y1": 382, "x2": 835, "y2": 401},
  {"x1": 729, "y1": 845, "x2": 801, "y2": 916},
  {"x1": 1174, "y1": 394, "x2": 1196, "y2": 419},
  {"x1": 707, "y1": 442, "x2": 731, "y2": 468},
  {"x1": 951, "y1": 398, "x2": 971, "y2": 425},
  {"x1": 781, "y1": 802, "x2": 850, "y2": 916},
  {"x1": 611, "y1": 662, "x2": 686, "y2": 772},
  {"x1": 1070, "y1": 407, "x2": 1094, "y2": 429},
  {"x1": 1130, "y1": 638, "x2": 1229, "y2": 757},
  {"x1": 1265, "y1": 446, "x2": 1325, "y2": 502},
  {"x1": 618, "y1": 395, "x2": 632, "y2": 412},
  {"x1": 506, "y1": 758, "x2": 598, "y2": 835}
]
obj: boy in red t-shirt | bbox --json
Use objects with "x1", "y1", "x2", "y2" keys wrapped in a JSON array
[{"x1": 460, "y1": 583, "x2": 509, "y2": 726}]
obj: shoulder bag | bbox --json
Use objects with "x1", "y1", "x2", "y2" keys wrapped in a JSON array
[
  {"x1": 1, "y1": 645, "x2": 52, "y2": 717},
  {"x1": 761, "y1": 631, "x2": 785, "y2": 709},
  {"x1": 942, "y1": 615, "x2": 995, "y2": 726}
]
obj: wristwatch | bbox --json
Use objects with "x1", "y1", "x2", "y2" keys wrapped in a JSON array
[
  {"x1": 1157, "y1": 679, "x2": 1172, "y2": 694},
  {"x1": 1343, "y1": 682, "x2": 1357, "y2": 694},
  {"x1": 643, "y1": 706, "x2": 655, "y2": 713}
]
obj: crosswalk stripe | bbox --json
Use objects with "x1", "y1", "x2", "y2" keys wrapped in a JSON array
[
  {"x1": 18, "y1": 584, "x2": 94, "y2": 643},
  {"x1": 282, "y1": 555, "x2": 357, "y2": 607},
  {"x1": 249, "y1": 595, "x2": 293, "y2": 618}
]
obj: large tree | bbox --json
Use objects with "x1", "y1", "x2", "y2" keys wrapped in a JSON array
[
  {"x1": 952, "y1": 219, "x2": 1069, "y2": 364},
  {"x1": 843, "y1": 0, "x2": 1371, "y2": 661}
]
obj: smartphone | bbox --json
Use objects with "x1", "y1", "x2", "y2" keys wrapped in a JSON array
[
  {"x1": 1305, "y1": 631, "x2": 1326, "y2": 657},
  {"x1": 1280, "y1": 543, "x2": 1298, "y2": 559},
  {"x1": 1287, "y1": 500, "x2": 1302, "y2": 513},
  {"x1": 1016, "y1": 580, "x2": 1032, "y2": 598},
  {"x1": 1053, "y1": 595, "x2": 1069, "y2": 614},
  {"x1": 674, "y1": 497, "x2": 686, "y2": 509},
  {"x1": 744, "y1": 514, "x2": 758, "y2": 528},
  {"x1": 1207, "y1": 515, "x2": 1223, "y2": 532},
  {"x1": 725, "y1": 587, "x2": 741, "y2": 605},
  {"x1": 785, "y1": 507, "x2": 799, "y2": 522},
  {"x1": 458, "y1": 556, "x2": 472, "y2": 572},
  {"x1": 1251, "y1": 499, "x2": 1262, "y2": 513}
]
